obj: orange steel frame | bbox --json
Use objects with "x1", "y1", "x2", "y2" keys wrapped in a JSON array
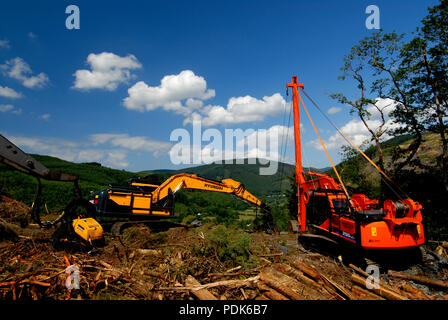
[{"x1": 286, "y1": 76, "x2": 425, "y2": 251}]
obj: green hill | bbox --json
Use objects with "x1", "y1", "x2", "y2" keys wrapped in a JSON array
[
  {"x1": 331, "y1": 132, "x2": 445, "y2": 198},
  {"x1": 139, "y1": 159, "x2": 329, "y2": 198},
  {"x1": 0, "y1": 154, "x2": 298, "y2": 211},
  {"x1": 0, "y1": 154, "x2": 305, "y2": 230},
  {"x1": 0, "y1": 154, "x2": 136, "y2": 213},
  {"x1": 325, "y1": 132, "x2": 447, "y2": 240}
]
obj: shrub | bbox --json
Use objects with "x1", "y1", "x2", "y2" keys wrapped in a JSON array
[{"x1": 195, "y1": 225, "x2": 257, "y2": 266}]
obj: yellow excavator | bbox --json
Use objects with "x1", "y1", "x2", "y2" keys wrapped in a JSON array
[
  {"x1": 1, "y1": 134, "x2": 275, "y2": 249},
  {"x1": 89, "y1": 173, "x2": 276, "y2": 234}
]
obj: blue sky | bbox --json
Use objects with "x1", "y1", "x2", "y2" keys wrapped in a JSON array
[{"x1": 0, "y1": 0, "x2": 438, "y2": 172}]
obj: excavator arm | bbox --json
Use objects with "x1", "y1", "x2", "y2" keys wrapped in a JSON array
[
  {"x1": 0, "y1": 134, "x2": 103, "y2": 247},
  {"x1": 151, "y1": 173, "x2": 270, "y2": 212},
  {"x1": 151, "y1": 173, "x2": 276, "y2": 231},
  {"x1": 0, "y1": 134, "x2": 86, "y2": 226}
]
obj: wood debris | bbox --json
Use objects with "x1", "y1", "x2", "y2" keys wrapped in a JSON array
[{"x1": 0, "y1": 204, "x2": 447, "y2": 301}]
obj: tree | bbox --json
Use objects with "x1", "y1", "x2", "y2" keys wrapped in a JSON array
[
  {"x1": 399, "y1": 0, "x2": 448, "y2": 191},
  {"x1": 331, "y1": 31, "x2": 424, "y2": 199},
  {"x1": 337, "y1": 145, "x2": 377, "y2": 198}
]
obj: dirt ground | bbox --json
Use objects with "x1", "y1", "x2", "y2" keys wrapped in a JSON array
[{"x1": 1, "y1": 195, "x2": 448, "y2": 301}]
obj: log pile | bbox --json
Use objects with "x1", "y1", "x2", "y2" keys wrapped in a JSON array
[
  {"x1": 154, "y1": 255, "x2": 448, "y2": 301},
  {"x1": 0, "y1": 216, "x2": 447, "y2": 301}
]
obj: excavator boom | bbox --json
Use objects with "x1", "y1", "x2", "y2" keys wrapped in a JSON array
[
  {"x1": 90, "y1": 172, "x2": 275, "y2": 231},
  {"x1": 152, "y1": 173, "x2": 270, "y2": 212}
]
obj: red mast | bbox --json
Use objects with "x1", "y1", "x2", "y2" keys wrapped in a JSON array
[{"x1": 286, "y1": 76, "x2": 307, "y2": 232}]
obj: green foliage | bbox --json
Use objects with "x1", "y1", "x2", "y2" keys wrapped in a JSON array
[
  {"x1": 269, "y1": 205, "x2": 290, "y2": 231},
  {"x1": 336, "y1": 145, "x2": 378, "y2": 198},
  {"x1": 195, "y1": 225, "x2": 258, "y2": 266},
  {"x1": 175, "y1": 159, "x2": 294, "y2": 196},
  {"x1": 329, "y1": 2, "x2": 448, "y2": 240},
  {"x1": 0, "y1": 154, "x2": 283, "y2": 230},
  {"x1": 0, "y1": 154, "x2": 135, "y2": 213}
]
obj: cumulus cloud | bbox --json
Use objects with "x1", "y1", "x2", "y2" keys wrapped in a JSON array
[
  {"x1": 5, "y1": 132, "x2": 173, "y2": 170},
  {"x1": 169, "y1": 124, "x2": 293, "y2": 168},
  {"x1": 7, "y1": 136, "x2": 81, "y2": 163},
  {"x1": 122, "y1": 69, "x2": 288, "y2": 127},
  {"x1": 0, "y1": 86, "x2": 23, "y2": 99},
  {"x1": 307, "y1": 98, "x2": 401, "y2": 151},
  {"x1": 90, "y1": 133, "x2": 172, "y2": 157},
  {"x1": 237, "y1": 125, "x2": 293, "y2": 150},
  {"x1": 123, "y1": 70, "x2": 215, "y2": 114},
  {"x1": 73, "y1": 52, "x2": 142, "y2": 91},
  {"x1": 0, "y1": 57, "x2": 49, "y2": 89},
  {"x1": 183, "y1": 93, "x2": 286, "y2": 127}
]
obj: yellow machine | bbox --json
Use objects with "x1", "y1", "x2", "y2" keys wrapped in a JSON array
[
  {"x1": 72, "y1": 217, "x2": 104, "y2": 243},
  {"x1": 0, "y1": 134, "x2": 105, "y2": 249},
  {"x1": 90, "y1": 173, "x2": 274, "y2": 230}
]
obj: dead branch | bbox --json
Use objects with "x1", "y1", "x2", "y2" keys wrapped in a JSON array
[
  {"x1": 388, "y1": 270, "x2": 448, "y2": 290},
  {"x1": 185, "y1": 275, "x2": 218, "y2": 300},
  {"x1": 351, "y1": 274, "x2": 408, "y2": 300}
]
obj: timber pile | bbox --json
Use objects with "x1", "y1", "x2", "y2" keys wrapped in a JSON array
[
  {"x1": 1, "y1": 230, "x2": 448, "y2": 300},
  {"x1": 154, "y1": 256, "x2": 448, "y2": 300},
  {"x1": 1, "y1": 198, "x2": 448, "y2": 300}
]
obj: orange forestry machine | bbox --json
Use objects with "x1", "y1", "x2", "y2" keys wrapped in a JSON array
[{"x1": 286, "y1": 76, "x2": 425, "y2": 253}]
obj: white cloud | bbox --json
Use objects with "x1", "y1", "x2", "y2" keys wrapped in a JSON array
[
  {"x1": 0, "y1": 57, "x2": 49, "y2": 89},
  {"x1": 328, "y1": 107, "x2": 342, "y2": 115},
  {"x1": 237, "y1": 125, "x2": 293, "y2": 150},
  {"x1": 76, "y1": 149, "x2": 105, "y2": 163},
  {"x1": 90, "y1": 133, "x2": 172, "y2": 157},
  {"x1": 0, "y1": 104, "x2": 14, "y2": 112},
  {"x1": 184, "y1": 93, "x2": 286, "y2": 127},
  {"x1": 0, "y1": 86, "x2": 23, "y2": 99},
  {"x1": 28, "y1": 32, "x2": 37, "y2": 39},
  {"x1": 307, "y1": 98, "x2": 401, "y2": 151},
  {"x1": 123, "y1": 70, "x2": 215, "y2": 114},
  {"x1": 104, "y1": 150, "x2": 129, "y2": 168},
  {"x1": 0, "y1": 39, "x2": 10, "y2": 49},
  {"x1": 122, "y1": 69, "x2": 288, "y2": 127},
  {"x1": 40, "y1": 113, "x2": 51, "y2": 121},
  {"x1": 169, "y1": 124, "x2": 293, "y2": 167},
  {"x1": 7, "y1": 136, "x2": 81, "y2": 162},
  {"x1": 5, "y1": 131, "x2": 173, "y2": 170},
  {"x1": 0, "y1": 104, "x2": 21, "y2": 114},
  {"x1": 73, "y1": 52, "x2": 142, "y2": 91}
]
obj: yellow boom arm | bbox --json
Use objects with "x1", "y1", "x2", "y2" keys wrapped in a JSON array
[{"x1": 151, "y1": 173, "x2": 269, "y2": 212}]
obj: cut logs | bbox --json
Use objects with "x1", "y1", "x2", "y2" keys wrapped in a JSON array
[
  {"x1": 388, "y1": 270, "x2": 448, "y2": 290},
  {"x1": 351, "y1": 274, "x2": 408, "y2": 300},
  {"x1": 185, "y1": 275, "x2": 218, "y2": 300},
  {"x1": 258, "y1": 267, "x2": 305, "y2": 300}
]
